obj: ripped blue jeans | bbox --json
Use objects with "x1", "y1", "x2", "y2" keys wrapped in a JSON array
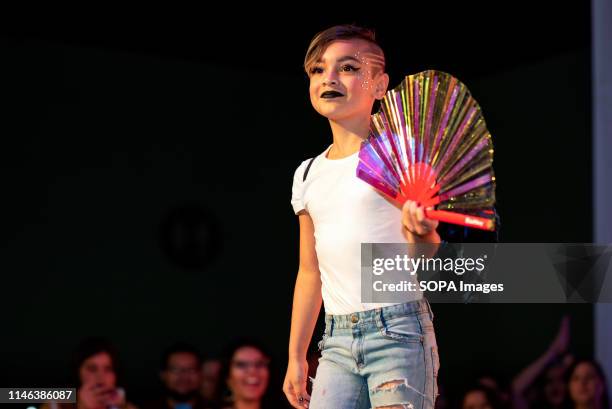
[{"x1": 309, "y1": 298, "x2": 439, "y2": 409}]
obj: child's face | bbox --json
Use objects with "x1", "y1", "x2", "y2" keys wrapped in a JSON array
[{"x1": 308, "y1": 39, "x2": 388, "y2": 122}]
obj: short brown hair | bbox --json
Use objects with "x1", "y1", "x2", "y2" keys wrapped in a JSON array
[{"x1": 304, "y1": 24, "x2": 386, "y2": 76}]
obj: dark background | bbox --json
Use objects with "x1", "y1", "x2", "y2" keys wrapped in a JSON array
[{"x1": 0, "y1": 4, "x2": 594, "y2": 405}]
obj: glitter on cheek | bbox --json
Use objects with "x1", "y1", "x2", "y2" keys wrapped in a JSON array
[
  {"x1": 355, "y1": 68, "x2": 369, "y2": 90},
  {"x1": 360, "y1": 72, "x2": 372, "y2": 90}
]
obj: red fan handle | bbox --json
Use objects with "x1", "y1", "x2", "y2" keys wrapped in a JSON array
[{"x1": 425, "y1": 209, "x2": 495, "y2": 231}]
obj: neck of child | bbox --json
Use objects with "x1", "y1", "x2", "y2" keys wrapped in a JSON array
[{"x1": 328, "y1": 115, "x2": 370, "y2": 158}]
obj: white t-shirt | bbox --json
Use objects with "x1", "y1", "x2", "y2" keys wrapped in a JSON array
[{"x1": 291, "y1": 144, "x2": 422, "y2": 315}]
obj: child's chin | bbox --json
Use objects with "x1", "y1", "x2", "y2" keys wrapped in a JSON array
[{"x1": 316, "y1": 108, "x2": 347, "y2": 121}]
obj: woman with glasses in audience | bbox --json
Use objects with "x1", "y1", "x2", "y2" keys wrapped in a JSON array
[{"x1": 216, "y1": 339, "x2": 281, "y2": 409}]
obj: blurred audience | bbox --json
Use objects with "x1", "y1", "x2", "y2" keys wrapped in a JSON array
[
  {"x1": 200, "y1": 358, "x2": 222, "y2": 403},
  {"x1": 40, "y1": 337, "x2": 138, "y2": 409},
  {"x1": 462, "y1": 384, "x2": 506, "y2": 409},
  {"x1": 513, "y1": 316, "x2": 572, "y2": 409},
  {"x1": 145, "y1": 342, "x2": 212, "y2": 409},
  {"x1": 565, "y1": 359, "x2": 610, "y2": 409},
  {"x1": 216, "y1": 338, "x2": 277, "y2": 409},
  {"x1": 35, "y1": 315, "x2": 611, "y2": 409},
  {"x1": 477, "y1": 372, "x2": 511, "y2": 408}
]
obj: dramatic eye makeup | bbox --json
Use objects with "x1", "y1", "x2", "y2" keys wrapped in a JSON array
[
  {"x1": 340, "y1": 64, "x2": 360, "y2": 72},
  {"x1": 309, "y1": 66, "x2": 324, "y2": 75},
  {"x1": 309, "y1": 55, "x2": 363, "y2": 76}
]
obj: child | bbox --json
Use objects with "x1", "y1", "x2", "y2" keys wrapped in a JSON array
[{"x1": 283, "y1": 25, "x2": 440, "y2": 409}]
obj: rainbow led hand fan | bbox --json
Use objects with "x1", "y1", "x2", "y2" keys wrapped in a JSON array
[{"x1": 357, "y1": 70, "x2": 496, "y2": 231}]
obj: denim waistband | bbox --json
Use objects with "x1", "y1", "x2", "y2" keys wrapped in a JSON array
[{"x1": 324, "y1": 298, "x2": 434, "y2": 332}]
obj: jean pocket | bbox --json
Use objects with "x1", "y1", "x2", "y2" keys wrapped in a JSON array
[{"x1": 379, "y1": 316, "x2": 424, "y2": 343}]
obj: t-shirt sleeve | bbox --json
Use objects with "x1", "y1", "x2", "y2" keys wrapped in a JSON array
[{"x1": 291, "y1": 159, "x2": 311, "y2": 215}]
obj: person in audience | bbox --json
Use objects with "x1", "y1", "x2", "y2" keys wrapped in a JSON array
[
  {"x1": 200, "y1": 358, "x2": 222, "y2": 403},
  {"x1": 41, "y1": 337, "x2": 138, "y2": 409},
  {"x1": 565, "y1": 359, "x2": 610, "y2": 409},
  {"x1": 512, "y1": 316, "x2": 572, "y2": 409},
  {"x1": 216, "y1": 338, "x2": 279, "y2": 409},
  {"x1": 476, "y1": 373, "x2": 511, "y2": 408},
  {"x1": 462, "y1": 384, "x2": 505, "y2": 409},
  {"x1": 145, "y1": 342, "x2": 212, "y2": 409}
]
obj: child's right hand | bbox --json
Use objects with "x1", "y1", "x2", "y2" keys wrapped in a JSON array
[
  {"x1": 401, "y1": 200, "x2": 439, "y2": 238},
  {"x1": 283, "y1": 358, "x2": 310, "y2": 408}
]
